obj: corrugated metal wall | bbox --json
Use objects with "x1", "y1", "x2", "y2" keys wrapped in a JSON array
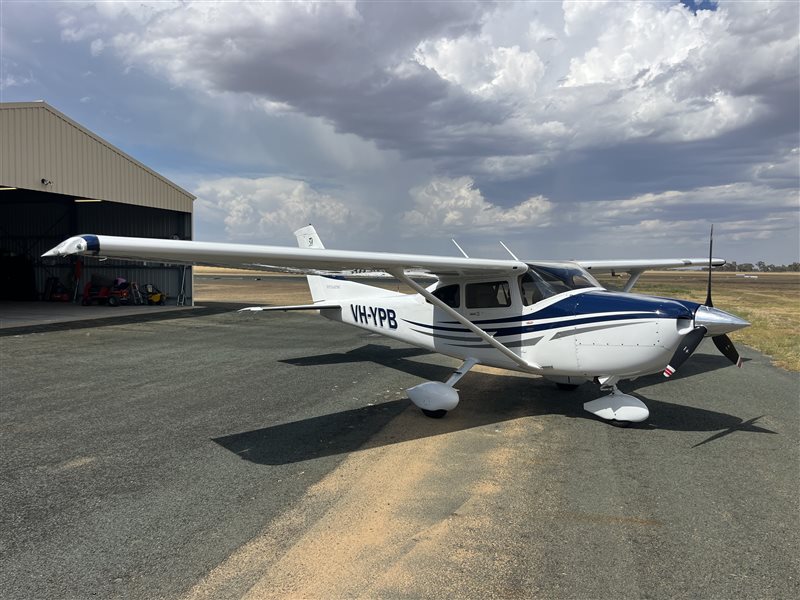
[{"x1": 0, "y1": 102, "x2": 194, "y2": 212}]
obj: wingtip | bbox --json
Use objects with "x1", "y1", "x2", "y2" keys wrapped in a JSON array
[{"x1": 41, "y1": 235, "x2": 95, "y2": 258}]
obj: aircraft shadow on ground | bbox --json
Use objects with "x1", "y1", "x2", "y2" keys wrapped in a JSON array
[
  {"x1": 0, "y1": 301, "x2": 247, "y2": 337},
  {"x1": 213, "y1": 344, "x2": 773, "y2": 465}
]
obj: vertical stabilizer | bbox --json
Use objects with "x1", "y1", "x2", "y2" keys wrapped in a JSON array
[
  {"x1": 294, "y1": 225, "x2": 325, "y2": 250},
  {"x1": 294, "y1": 225, "x2": 327, "y2": 301},
  {"x1": 293, "y1": 225, "x2": 394, "y2": 303}
]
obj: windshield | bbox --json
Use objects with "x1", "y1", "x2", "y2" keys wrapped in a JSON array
[{"x1": 519, "y1": 264, "x2": 602, "y2": 305}]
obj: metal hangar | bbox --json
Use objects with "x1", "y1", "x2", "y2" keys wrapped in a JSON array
[{"x1": 0, "y1": 101, "x2": 195, "y2": 305}]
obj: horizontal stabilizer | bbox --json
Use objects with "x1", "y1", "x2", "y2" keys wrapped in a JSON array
[{"x1": 238, "y1": 304, "x2": 341, "y2": 312}]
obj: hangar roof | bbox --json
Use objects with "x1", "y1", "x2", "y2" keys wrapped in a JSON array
[{"x1": 0, "y1": 101, "x2": 195, "y2": 213}]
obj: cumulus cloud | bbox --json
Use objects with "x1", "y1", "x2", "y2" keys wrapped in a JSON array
[
  {"x1": 195, "y1": 176, "x2": 380, "y2": 243},
  {"x1": 403, "y1": 176, "x2": 553, "y2": 233},
  {"x1": 414, "y1": 35, "x2": 545, "y2": 99}
]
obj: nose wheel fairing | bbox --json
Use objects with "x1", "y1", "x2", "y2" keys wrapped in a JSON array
[{"x1": 584, "y1": 385, "x2": 650, "y2": 423}]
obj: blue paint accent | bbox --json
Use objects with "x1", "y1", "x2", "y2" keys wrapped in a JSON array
[
  {"x1": 441, "y1": 290, "x2": 694, "y2": 325},
  {"x1": 410, "y1": 291, "x2": 696, "y2": 341},
  {"x1": 404, "y1": 312, "x2": 658, "y2": 338},
  {"x1": 574, "y1": 291, "x2": 694, "y2": 320},
  {"x1": 493, "y1": 313, "x2": 657, "y2": 337},
  {"x1": 672, "y1": 299, "x2": 702, "y2": 315},
  {"x1": 82, "y1": 235, "x2": 100, "y2": 253}
]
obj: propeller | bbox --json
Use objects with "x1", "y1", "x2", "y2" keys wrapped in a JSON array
[
  {"x1": 713, "y1": 333, "x2": 743, "y2": 368},
  {"x1": 663, "y1": 326, "x2": 707, "y2": 377},
  {"x1": 663, "y1": 225, "x2": 743, "y2": 377}
]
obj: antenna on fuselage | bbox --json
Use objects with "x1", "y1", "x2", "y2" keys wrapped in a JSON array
[
  {"x1": 451, "y1": 239, "x2": 469, "y2": 258},
  {"x1": 499, "y1": 241, "x2": 519, "y2": 261}
]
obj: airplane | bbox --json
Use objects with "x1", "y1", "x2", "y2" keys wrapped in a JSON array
[{"x1": 43, "y1": 225, "x2": 749, "y2": 425}]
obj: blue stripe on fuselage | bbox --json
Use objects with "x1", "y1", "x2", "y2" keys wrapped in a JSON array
[
  {"x1": 440, "y1": 290, "x2": 694, "y2": 325},
  {"x1": 404, "y1": 312, "x2": 657, "y2": 337},
  {"x1": 411, "y1": 290, "x2": 694, "y2": 337}
]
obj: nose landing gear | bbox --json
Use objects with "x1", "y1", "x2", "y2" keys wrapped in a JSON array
[{"x1": 584, "y1": 378, "x2": 649, "y2": 424}]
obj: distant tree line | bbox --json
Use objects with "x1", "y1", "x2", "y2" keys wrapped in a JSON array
[{"x1": 718, "y1": 261, "x2": 800, "y2": 272}]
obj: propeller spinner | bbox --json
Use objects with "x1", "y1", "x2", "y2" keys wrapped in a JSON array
[{"x1": 663, "y1": 226, "x2": 748, "y2": 377}]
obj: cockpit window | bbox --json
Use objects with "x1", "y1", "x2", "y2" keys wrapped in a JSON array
[
  {"x1": 519, "y1": 264, "x2": 601, "y2": 306},
  {"x1": 430, "y1": 284, "x2": 460, "y2": 308}
]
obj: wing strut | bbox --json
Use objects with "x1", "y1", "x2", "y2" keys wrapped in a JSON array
[
  {"x1": 622, "y1": 270, "x2": 644, "y2": 293},
  {"x1": 389, "y1": 269, "x2": 541, "y2": 371}
]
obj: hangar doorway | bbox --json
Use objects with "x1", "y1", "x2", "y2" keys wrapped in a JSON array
[{"x1": 0, "y1": 189, "x2": 191, "y2": 303}]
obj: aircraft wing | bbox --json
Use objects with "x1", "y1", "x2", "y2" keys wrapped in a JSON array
[
  {"x1": 577, "y1": 258, "x2": 725, "y2": 273},
  {"x1": 43, "y1": 234, "x2": 526, "y2": 278}
]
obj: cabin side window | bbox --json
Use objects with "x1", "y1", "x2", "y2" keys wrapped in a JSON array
[
  {"x1": 430, "y1": 284, "x2": 460, "y2": 308},
  {"x1": 465, "y1": 281, "x2": 512, "y2": 309}
]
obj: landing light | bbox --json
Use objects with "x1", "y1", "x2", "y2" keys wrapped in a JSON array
[
  {"x1": 0, "y1": 186, "x2": 16, "y2": 191},
  {"x1": 74, "y1": 198, "x2": 102, "y2": 203}
]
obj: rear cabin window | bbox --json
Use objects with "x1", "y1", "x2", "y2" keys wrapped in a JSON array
[
  {"x1": 465, "y1": 281, "x2": 512, "y2": 309},
  {"x1": 430, "y1": 284, "x2": 460, "y2": 308}
]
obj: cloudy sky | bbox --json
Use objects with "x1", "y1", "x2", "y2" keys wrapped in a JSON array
[{"x1": 1, "y1": 0, "x2": 798, "y2": 263}]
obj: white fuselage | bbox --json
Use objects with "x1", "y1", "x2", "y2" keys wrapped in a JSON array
[{"x1": 317, "y1": 282, "x2": 689, "y2": 380}]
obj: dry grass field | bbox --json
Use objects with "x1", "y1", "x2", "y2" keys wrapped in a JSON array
[
  {"x1": 195, "y1": 267, "x2": 799, "y2": 372},
  {"x1": 619, "y1": 271, "x2": 799, "y2": 372}
]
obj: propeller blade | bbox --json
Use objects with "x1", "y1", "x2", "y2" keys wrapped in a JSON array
[
  {"x1": 705, "y1": 224, "x2": 714, "y2": 307},
  {"x1": 664, "y1": 326, "x2": 707, "y2": 377},
  {"x1": 713, "y1": 334, "x2": 743, "y2": 368}
]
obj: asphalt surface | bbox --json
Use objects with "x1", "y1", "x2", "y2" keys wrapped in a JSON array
[{"x1": 1, "y1": 306, "x2": 798, "y2": 599}]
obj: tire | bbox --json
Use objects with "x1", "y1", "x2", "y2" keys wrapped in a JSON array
[
  {"x1": 556, "y1": 382, "x2": 580, "y2": 391},
  {"x1": 108, "y1": 296, "x2": 119, "y2": 307},
  {"x1": 421, "y1": 409, "x2": 447, "y2": 419}
]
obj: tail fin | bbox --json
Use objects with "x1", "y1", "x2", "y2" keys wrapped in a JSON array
[
  {"x1": 294, "y1": 225, "x2": 325, "y2": 250},
  {"x1": 292, "y1": 225, "x2": 396, "y2": 303}
]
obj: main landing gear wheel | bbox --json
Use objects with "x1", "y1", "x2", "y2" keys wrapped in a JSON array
[
  {"x1": 556, "y1": 382, "x2": 580, "y2": 391},
  {"x1": 421, "y1": 409, "x2": 448, "y2": 419}
]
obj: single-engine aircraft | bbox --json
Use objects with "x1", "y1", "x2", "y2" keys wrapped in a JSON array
[{"x1": 43, "y1": 226, "x2": 748, "y2": 425}]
